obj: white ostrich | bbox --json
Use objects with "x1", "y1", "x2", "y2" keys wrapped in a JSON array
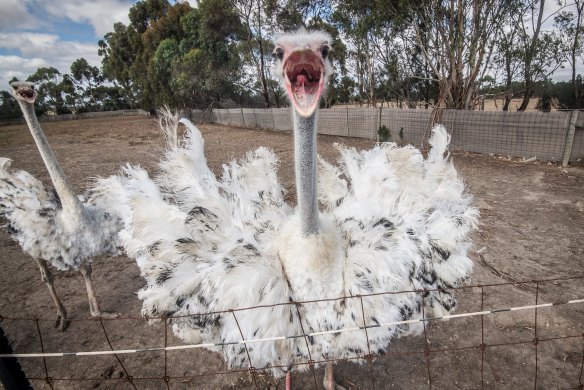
[
  {"x1": 0, "y1": 81, "x2": 121, "y2": 330},
  {"x1": 99, "y1": 30, "x2": 477, "y2": 389}
]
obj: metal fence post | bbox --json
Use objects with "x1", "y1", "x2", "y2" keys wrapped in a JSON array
[
  {"x1": 272, "y1": 108, "x2": 276, "y2": 130},
  {"x1": 562, "y1": 110, "x2": 580, "y2": 167},
  {"x1": 241, "y1": 107, "x2": 245, "y2": 127}
]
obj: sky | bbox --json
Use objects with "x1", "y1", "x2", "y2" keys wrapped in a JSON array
[
  {"x1": 0, "y1": 0, "x2": 579, "y2": 92},
  {"x1": 0, "y1": 0, "x2": 136, "y2": 87}
]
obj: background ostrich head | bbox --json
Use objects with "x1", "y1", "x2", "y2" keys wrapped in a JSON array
[
  {"x1": 9, "y1": 81, "x2": 36, "y2": 104},
  {"x1": 273, "y1": 29, "x2": 333, "y2": 117}
]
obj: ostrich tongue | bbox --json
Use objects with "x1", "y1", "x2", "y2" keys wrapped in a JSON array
[{"x1": 290, "y1": 66, "x2": 320, "y2": 108}]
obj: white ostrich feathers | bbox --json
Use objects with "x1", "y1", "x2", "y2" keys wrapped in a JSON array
[
  {"x1": 0, "y1": 159, "x2": 121, "y2": 271},
  {"x1": 96, "y1": 117, "x2": 478, "y2": 377}
]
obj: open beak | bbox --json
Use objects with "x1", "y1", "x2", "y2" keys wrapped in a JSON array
[
  {"x1": 283, "y1": 49, "x2": 325, "y2": 117},
  {"x1": 9, "y1": 82, "x2": 36, "y2": 104}
]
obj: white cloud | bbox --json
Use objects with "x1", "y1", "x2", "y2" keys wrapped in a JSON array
[
  {"x1": 0, "y1": 55, "x2": 48, "y2": 85},
  {"x1": 0, "y1": 32, "x2": 102, "y2": 89},
  {"x1": 0, "y1": 0, "x2": 46, "y2": 32},
  {"x1": 38, "y1": 0, "x2": 132, "y2": 37},
  {"x1": 0, "y1": 1, "x2": 132, "y2": 91},
  {"x1": 0, "y1": 32, "x2": 60, "y2": 53}
]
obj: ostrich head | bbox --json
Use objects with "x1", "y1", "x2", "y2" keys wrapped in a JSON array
[
  {"x1": 273, "y1": 29, "x2": 333, "y2": 117},
  {"x1": 9, "y1": 81, "x2": 36, "y2": 104}
]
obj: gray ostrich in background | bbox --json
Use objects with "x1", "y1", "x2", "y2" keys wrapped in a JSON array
[{"x1": 0, "y1": 81, "x2": 121, "y2": 330}]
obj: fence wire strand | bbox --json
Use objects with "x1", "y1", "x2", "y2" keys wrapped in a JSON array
[{"x1": 1, "y1": 275, "x2": 583, "y2": 389}]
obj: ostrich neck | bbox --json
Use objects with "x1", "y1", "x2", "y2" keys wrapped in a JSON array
[
  {"x1": 293, "y1": 110, "x2": 319, "y2": 236},
  {"x1": 18, "y1": 101, "x2": 84, "y2": 221}
]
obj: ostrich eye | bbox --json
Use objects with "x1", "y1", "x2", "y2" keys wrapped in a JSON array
[
  {"x1": 321, "y1": 46, "x2": 329, "y2": 59},
  {"x1": 273, "y1": 48, "x2": 284, "y2": 61}
]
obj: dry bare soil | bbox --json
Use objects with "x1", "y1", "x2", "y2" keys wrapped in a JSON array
[{"x1": 0, "y1": 116, "x2": 583, "y2": 389}]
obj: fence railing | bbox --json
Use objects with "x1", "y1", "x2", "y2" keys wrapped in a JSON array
[
  {"x1": 205, "y1": 107, "x2": 584, "y2": 165},
  {"x1": 1, "y1": 274, "x2": 583, "y2": 389}
]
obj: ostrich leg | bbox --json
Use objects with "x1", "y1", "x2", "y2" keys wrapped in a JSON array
[
  {"x1": 324, "y1": 362, "x2": 346, "y2": 390},
  {"x1": 33, "y1": 258, "x2": 69, "y2": 331},
  {"x1": 78, "y1": 263, "x2": 119, "y2": 318}
]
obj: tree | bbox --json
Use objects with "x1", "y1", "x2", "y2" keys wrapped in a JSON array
[
  {"x1": 98, "y1": 22, "x2": 139, "y2": 108},
  {"x1": 515, "y1": 0, "x2": 568, "y2": 110},
  {"x1": 98, "y1": 0, "x2": 186, "y2": 110},
  {"x1": 99, "y1": 0, "x2": 244, "y2": 110},
  {"x1": 26, "y1": 67, "x2": 73, "y2": 115},
  {"x1": 230, "y1": 0, "x2": 274, "y2": 107},
  {"x1": 490, "y1": 0, "x2": 526, "y2": 111},
  {"x1": 555, "y1": 0, "x2": 584, "y2": 107},
  {"x1": 0, "y1": 90, "x2": 21, "y2": 120},
  {"x1": 333, "y1": 0, "x2": 379, "y2": 106},
  {"x1": 411, "y1": 0, "x2": 512, "y2": 109},
  {"x1": 71, "y1": 58, "x2": 104, "y2": 111}
]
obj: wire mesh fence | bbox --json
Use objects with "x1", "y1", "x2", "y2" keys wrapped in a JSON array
[
  {"x1": 1, "y1": 275, "x2": 583, "y2": 389},
  {"x1": 205, "y1": 107, "x2": 584, "y2": 164}
]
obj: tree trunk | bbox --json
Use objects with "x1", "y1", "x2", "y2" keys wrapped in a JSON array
[
  {"x1": 256, "y1": 0, "x2": 270, "y2": 108},
  {"x1": 572, "y1": 1, "x2": 583, "y2": 106},
  {"x1": 364, "y1": 34, "x2": 376, "y2": 106},
  {"x1": 518, "y1": 77, "x2": 533, "y2": 111},
  {"x1": 502, "y1": 95, "x2": 512, "y2": 111},
  {"x1": 518, "y1": 0, "x2": 545, "y2": 111}
]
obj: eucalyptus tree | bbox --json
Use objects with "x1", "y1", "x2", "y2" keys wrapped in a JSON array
[
  {"x1": 555, "y1": 0, "x2": 584, "y2": 107},
  {"x1": 514, "y1": 0, "x2": 568, "y2": 110},
  {"x1": 26, "y1": 67, "x2": 73, "y2": 114},
  {"x1": 70, "y1": 58, "x2": 104, "y2": 111},
  {"x1": 411, "y1": 0, "x2": 512, "y2": 109}
]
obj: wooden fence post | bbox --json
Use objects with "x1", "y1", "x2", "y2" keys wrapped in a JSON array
[
  {"x1": 562, "y1": 110, "x2": 580, "y2": 167},
  {"x1": 241, "y1": 107, "x2": 245, "y2": 127}
]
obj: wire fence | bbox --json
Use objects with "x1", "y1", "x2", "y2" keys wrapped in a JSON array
[
  {"x1": 1, "y1": 275, "x2": 583, "y2": 389},
  {"x1": 194, "y1": 107, "x2": 584, "y2": 165}
]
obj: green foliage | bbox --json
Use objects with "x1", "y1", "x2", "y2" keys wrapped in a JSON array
[
  {"x1": 26, "y1": 67, "x2": 72, "y2": 115},
  {"x1": 98, "y1": 0, "x2": 243, "y2": 110},
  {"x1": 545, "y1": 77, "x2": 584, "y2": 109},
  {"x1": 70, "y1": 58, "x2": 105, "y2": 111},
  {"x1": 0, "y1": 90, "x2": 21, "y2": 120},
  {"x1": 378, "y1": 125, "x2": 391, "y2": 142}
]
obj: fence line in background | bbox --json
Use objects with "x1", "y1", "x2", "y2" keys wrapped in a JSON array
[
  {"x1": 2, "y1": 107, "x2": 582, "y2": 164},
  {"x1": 0, "y1": 109, "x2": 151, "y2": 126},
  {"x1": 1, "y1": 275, "x2": 583, "y2": 389},
  {"x1": 205, "y1": 107, "x2": 584, "y2": 164}
]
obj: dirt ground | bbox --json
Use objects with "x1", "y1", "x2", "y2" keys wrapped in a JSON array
[{"x1": 0, "y1": 115, "x2": 583, "y2": 390}]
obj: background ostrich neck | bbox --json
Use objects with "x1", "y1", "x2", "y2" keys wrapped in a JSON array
[
  {"x1": 293, "y1": 109, "x2": 319, "y2": 236},
  {"x1": 18, "y1": 101, "x2": 84, "y2": 221}
]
